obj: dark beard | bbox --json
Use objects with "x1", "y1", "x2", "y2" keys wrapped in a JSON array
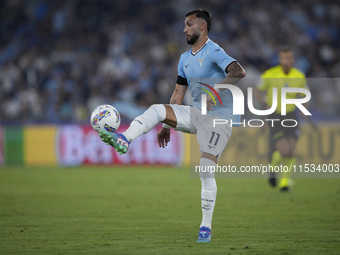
[{"x1": 187, "y1": 33, "x2": 200, "y2": 45}]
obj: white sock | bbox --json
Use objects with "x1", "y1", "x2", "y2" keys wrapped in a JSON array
[
  {"x1": 123, "y1": 104, "x2": 166, "y2": 142},
  {"x1": 199, "y1": 158, "x2": 217, "y2": 229}
]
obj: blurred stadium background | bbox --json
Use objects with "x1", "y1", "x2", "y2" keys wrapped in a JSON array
[
  {"x1": 0, "y1": 0, "x2": 339, "y2": 167},
  {"x1": 0, "y1": 1, "x2": 339, "y2": 254},
  {"x1": 0, "y1": 0, "x2": 339, "y2": 123}
]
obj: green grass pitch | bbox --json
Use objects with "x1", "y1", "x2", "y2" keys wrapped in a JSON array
[{"x1": 0, "y1": 166, "x2": 339, "y2": 255}]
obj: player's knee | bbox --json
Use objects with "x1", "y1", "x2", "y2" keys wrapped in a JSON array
[{"x1": 149, "y1": 104, "x2": 166, "y2": 121}]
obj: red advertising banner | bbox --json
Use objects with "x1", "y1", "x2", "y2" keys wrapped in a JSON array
[{"x1": 56, "y1": 124, "x2": 184, "y2": 166}]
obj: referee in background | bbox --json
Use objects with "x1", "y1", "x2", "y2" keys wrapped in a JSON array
[{"x1": 255, "y1": 46, "x2": 310, "y2": 192}]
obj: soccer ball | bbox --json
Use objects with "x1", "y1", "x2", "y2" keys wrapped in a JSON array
[{"x1": 90, "y1": 104, "x2": 121, "y2": 133}]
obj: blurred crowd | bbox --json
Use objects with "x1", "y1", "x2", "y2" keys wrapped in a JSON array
[{"x1": 0, "y1": 0, "x2": 339, "y2": 123}]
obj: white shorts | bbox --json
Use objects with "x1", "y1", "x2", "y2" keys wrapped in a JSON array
[{"x1": 169, "y1": 105, "x2": 232, "y2": 158}]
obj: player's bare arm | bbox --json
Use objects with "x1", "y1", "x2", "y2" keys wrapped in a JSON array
[
  {"x1": 157, "y1": 84, "x2": 187, "y2": 148},
  {"x1": 223, "y1": 61, "x2": 246, "y2": 83},
  {"x1": 169, "y1": 84, "x2": 188, "y2": 105},
  {"x1": 207, "y1": 61, "x2": 246, "y2": 110}
]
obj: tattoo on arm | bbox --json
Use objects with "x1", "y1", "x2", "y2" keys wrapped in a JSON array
[
  {"x1": 170, "y1": 99, "x2": 177, "y2": 104},
  {"x1": 224, "y1": 62, "x2": 246, "y2": 84}
]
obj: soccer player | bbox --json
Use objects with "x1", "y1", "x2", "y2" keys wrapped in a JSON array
[
  {"x1": 100, "y1": 9, "x2": 245, "y2": 242},
  {"x1": 255, "y1": 46, "x2": 308, "y2": 192}
]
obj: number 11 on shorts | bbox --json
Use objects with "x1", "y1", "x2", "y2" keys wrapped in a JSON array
[{"x1": 209, "y1": 132, "x2": 220, "y2": 146}]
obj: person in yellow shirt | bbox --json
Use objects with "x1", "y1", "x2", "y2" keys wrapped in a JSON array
[{"x1": 256, "y1": 46, "x2": 308, "y2": 192}]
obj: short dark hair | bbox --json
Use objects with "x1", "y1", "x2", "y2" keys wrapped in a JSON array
[
  {"x1": 279, "y1": 45, "x2": 294, "y2": 54},
  {"x1": 186, "y1": 9, "x2": 211, "y2": 32}
]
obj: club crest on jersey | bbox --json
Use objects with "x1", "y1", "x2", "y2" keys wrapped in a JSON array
[{"x1": 198, "y1": 58, "x2": 205, "y2": 67}]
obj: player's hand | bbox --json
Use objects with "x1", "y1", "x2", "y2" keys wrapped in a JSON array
[
  {"x1": 207, "y1": 95, "x2": 215, "y2": 111},
  {"x1": 157, "y1": 127, "x2": 171, "y2": 148}
]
